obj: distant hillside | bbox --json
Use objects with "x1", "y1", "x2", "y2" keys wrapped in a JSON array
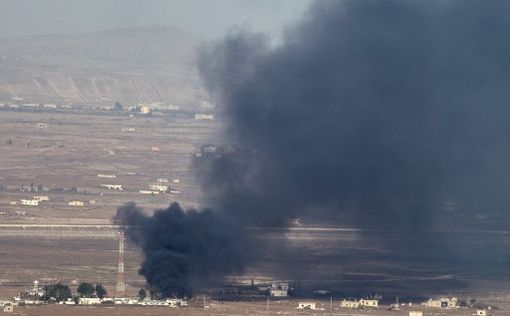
[{"x1": 0, "y1": 26, "x2": 207, "y2": 107}]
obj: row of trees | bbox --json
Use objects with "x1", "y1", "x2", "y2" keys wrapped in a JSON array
[
  {"x1": 77, "y1": 283, "x2": 107, "y2": 299},
  {"x1": 39, "y1": 282, "x2": 159, "y2": 303},
  {"x1": 40, "y1": 282, "x2": 107, "y2": 302},
  {"x1": 138, "y1": 286, "x2": 167, "y2": 301},
  {"x1": 41, "y1": 283, "x2": 72, "y2": 302}
]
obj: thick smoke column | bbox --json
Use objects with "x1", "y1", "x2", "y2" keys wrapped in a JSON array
[
  {"x1": 200, "y1": 0, "x2": 510, "y2": 232},
  {"x1": 120, "y1": 0, "x2": 510, "y2": 297},
  {"x1": 116, "y1": 202, "x2": 246, "y2": 297}
]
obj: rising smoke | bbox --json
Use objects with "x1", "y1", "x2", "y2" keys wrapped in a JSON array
[{"x1": 117, "y1": 0, "x2": 510, "y2": 297}]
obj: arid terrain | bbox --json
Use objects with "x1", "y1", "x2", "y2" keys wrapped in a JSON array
[
  {"x1": 0, "y1": 106, "x2": 221, "y2": 296},
  {"x1": 0, "y1": 26, "x2": 206, "y2": 107},
  {"x1": 0, "y1": 108, "x2": 222, "y2": 224},
  {"x1": 2, "y1": 107, "x2": 510, "y2": 314},
  {"x1": 0, "y1": 106, "x2": 510, "y2": 315}
]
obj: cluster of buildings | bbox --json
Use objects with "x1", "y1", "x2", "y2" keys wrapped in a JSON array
[
  {"x1": 421, "y1": 297, "x2": 459, "y2": 308},
  {"x1": 0, "y1": 101, "x2": 62, "y2": 110},
  {"x1": 101, "y1": 184, "x2": 123, "y2": 191},
  {"x1": 76, "y1": 297, "x2": 187, "y2": 307},
  {"x1": 9, "y1": 296, "x2": 188, "y2": 308},
  {"x1": 0, "y1": 98, "x2": 217, "y2": 123},
  {"x1": 340, "y1": 298, "x2": 379, "y2": 308},
  {"x1": 17, "y1": 195, "x2": 50, "y2": 207},
  {"x1": 194, "y1": 113, "x2": 214, "y2": 120},
  {"x1": 6, "y1": 281, "x2": 188, "y2": 309},
  {"x1": 269, "y1": 282, "x2": 289, "y2": 297},
  {"x1": 136, "y1": 102, "x2": 179, "y2": 115},
  {"x1": 12, "y1": 195, "x2": 92, "y2": 208},
  {"x1": 139, "y1": 178, "x2": 181, "y2": 195}
]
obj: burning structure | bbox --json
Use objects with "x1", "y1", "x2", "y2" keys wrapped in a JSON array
[{"x1": 117, "y1": 0, "x2": 510, "y2": 299}]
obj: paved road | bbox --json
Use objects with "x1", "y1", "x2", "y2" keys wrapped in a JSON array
[{"x1": 0, "y1": 224, "x2": 122, "y2": 239}]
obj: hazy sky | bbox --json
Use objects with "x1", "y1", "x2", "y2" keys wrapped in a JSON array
[{"x1": 0, "y1": 0, "x2": 311, "y2": 40}]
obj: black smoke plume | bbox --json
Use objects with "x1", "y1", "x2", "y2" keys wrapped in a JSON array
[
  {"x1": 116, "y1": 202, "x2": 246, "y2": 298},
  {"x1": 119, "y1": 0, "x2": 510, "y2": 297},
  {"x1": 199, "y1": 0, "x2": 510, "y2": 232}
]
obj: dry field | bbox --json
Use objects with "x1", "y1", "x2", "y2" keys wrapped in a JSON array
[
  {"x1": 0, "y1": 109, "x2": 222, "y2": 224},
  {"x1": 2, "y1": 109, "x2": 510, "y2": 314},
  {"x1": 0, "y1": 108, "x2": 220, "y2": 296}
]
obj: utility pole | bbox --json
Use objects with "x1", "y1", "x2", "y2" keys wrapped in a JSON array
[
  {"x1": 330, "y1": 296, "x2": 333, "y2": 312},
  {"x1": 116, "y1": 230, "x2": 126, "y2": 294},
  {"x1": 267, "y1": 295, "x2": 269, "y2": 312}
]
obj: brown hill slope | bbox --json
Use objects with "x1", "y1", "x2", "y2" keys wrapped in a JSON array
[{"x1": 0, "y1": 26, "x2": 205, "y2": 107}]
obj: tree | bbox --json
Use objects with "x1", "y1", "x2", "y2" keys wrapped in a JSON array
[
  {"x1": 77, "y1": 282, "x2": 95, "y2": 297},
  {"x1": 148, "y1": 286, "x2": 162, "y2": 300},
  {"x1": 6, "y1": 138, "x2": 12, "y2": 145},
  {"x1": 42, "y1": 283, "x2": 72, "y2": 302},
  {"x1": 138, "y1": 289, "x2": 147, "y2": 301},
  {"x1": 95, "y1": 284, "x2": 107, "y2": 299}
]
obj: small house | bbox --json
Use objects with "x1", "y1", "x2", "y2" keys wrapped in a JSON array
[
  {"x1": 297, "y1": 302, "x2": 316, "y2": 310},
  {"x1": 79, "y1": 297, "x2": 102, "y2": 305},
  {"x1": 20, "y1": 199, "x2": 39, "y2": 206},
  {"x1": 270, "y1": 289, "x2": 288, "y2": 297},
  {"x1": 68, "y1": 201, "x2": 84, "y2": 207},
  {"x1": 360, "y1": 299, "x2": 379, "y2": 307},
  {"x1": 3, "y1": 303, "x2": 13, "y2": 313},
  {"x1": 340, "y1": 299, "x2": 360, "y2": 308}
]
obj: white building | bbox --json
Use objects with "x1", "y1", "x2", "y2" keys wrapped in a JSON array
[
  {"x1": 409, "y1": 312, "x2": 423, "y2": 316},
  {"x1": 79, "y1": 297, "x2": 102, "y2": 305},
  {"x1": 360, "y1": 299, "x2": 379, "y2": 307},
  {"x1": 114, "y1": 298, "x2": 139, "y2": 305},
  {"x1": 149, "y1": 184, "x2": 168, "y2": 192},
  {"x1": 140, "y1": 106, "x2": 151, "y2": 114},
  {"x1": 165, "y1": 299, "x2": 188, "y2": 307},
  {"x1": 97, "y1": 174, "x2": 116, "y2": 178},
  {"x1": 141, "y1": 300, "x2": 170, "y2": 306},
  {"x1": 157, "y1": 178, "x2": 169, "y2": 183},
  {"x1": 194, "y1": 113, "x2": 214, "y2": 120},
  {"x1": 270, "y1": 282, "x2": 289, "y2": 297},
  {"x1": 101, "y1": 184, "x2": 123, "y2": 190},
  {"x1": 139, "y1": 190, "x2": 160, "y2": 195},
  {"x1": 3, "y1": 303, "x2": 13, "y2": 313},
  {"x1": 270, "y1": 289, "x2": 288, "y2": 297},
  {"x1": 297, "y1": 302, "x2": 316, "y2": 310},
  {"x1": 20, "y1": 199, "x2": 39, "y2": 206},
  {"x1": 33, "y1": 195, "x2": 49, "y2": 201},
  {"x1": 28, "y1": 280, "x2": 45, "y2": 297},
  {"x1": 68, "y1": 201, "x2": 84, "y2": 207},
  {"x1": 340, "y1": 300, "x2": 360, "y2": 308},
  {"x1": 422, "y1": 297, "x2": 459, "y2": 308}
]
